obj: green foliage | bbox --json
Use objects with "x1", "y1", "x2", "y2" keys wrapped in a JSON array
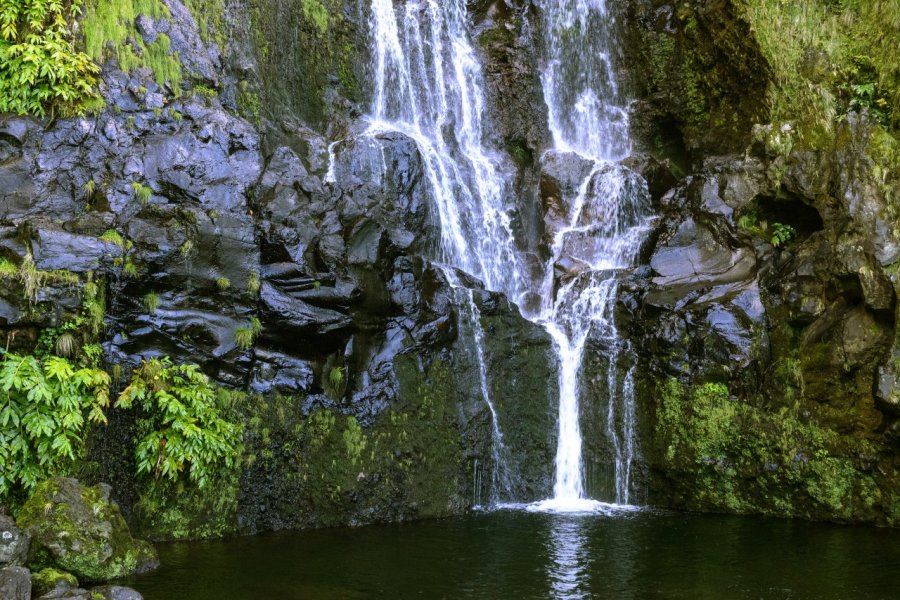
[
  {"x1": 0, "y1": 0, "x2": 102, "y2": 117},
  {"x1": 83, "y1": 179, "x2": 97, "y2": 199},
  {"x1": 770, "y1": 222, "x2": 797, "y2": 247},
  {"x1": 246, "y1": 270, "x2": 260, "y2": 295},
  {"x1": 215, "y1": 277, "x2": 230, "y2": 291},
  {"x1": 233, "y1": 318, "x2": 261, "y2": 351},
  {"x1": 192, "y1": 84, "x2": 218, "y2": 101},
  {"x1": 115, "y1": 358, "x2": 243, "y2": 489},
  {"x1": 236, "y1": 79, "x2": 260, "y2": 124},
  {"x1": 740, "y1": 0, "x2": 899, "y2": 139},
  {"x1": 0, "y1": 254, "x2": 79, "y2": 303},
  {"x1": 328, "y1": 366, "x2": 344, "y2": 389},
  {"x1": 131, "y1": 181, "x2": 152, "y2": 204},
  {"x1": 182, "y1": 0, "x2": 224, "y2": 48},
  {"x1": 300, "y1": 0, "x2": 328, "y2": 34},
  {"x1": 143, "y1": 291, "x2": 160, "y2": 315},
  {"x1": 101, "y1": 229, "x2": 139, "y2": 278},
  {"x1": 655, "y1": 377, "x2": 877, "y2": 519},
  {"x1": 0, "y1": 353, "x2": 110, "y2": 500},
  {"x1": 100, "y1": 229, "x2": 123, "y2": 249}
]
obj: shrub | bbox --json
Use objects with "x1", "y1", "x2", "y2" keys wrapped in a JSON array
[
  {"x1": 0, "y1": 353, "x2": 110, "y2": 500},
  {"x1": 116, "y1": 358, "x2": 242, "y2": 488},
  {"x1": 0, "y1": 0, "x2": 102, "y2": 117}
]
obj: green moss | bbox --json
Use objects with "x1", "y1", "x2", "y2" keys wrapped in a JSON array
[
  {"x1": 82, "y1": 0, "x2": 182, "y2": 94},
  {"x1": 17, "y1": 478, "x2": 157, "y2": 582},
  {"x1": 248, "y1": 0, "x2": 358, "y2": 127},
  {"x1": 654, "y1": 377, "x2": 879, "y2": 521},
  {"x1": 134, "y1": 472, "x2": 240, "y2": 540},
  {"x1": 32, "y1": 568, "x2": 79, "y2": 597},
  {"x1": 300, "y1": 0, "x2": 328, "y2": 34},
  {"x1": 738, "y1": 0, "x2": 899, "y2": 141},
  {"x1": 183, "y1": 0, "x2": 226, "y2": 48}
]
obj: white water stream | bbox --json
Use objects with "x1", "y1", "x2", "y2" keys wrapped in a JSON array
[{"x1": 362, "y1": 0, "x2": 651, "y2": 511}]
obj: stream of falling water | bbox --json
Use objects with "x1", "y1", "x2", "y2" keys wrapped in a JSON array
[{"x1": 362, "y1": 0, "x2": 651, "y2": 510}]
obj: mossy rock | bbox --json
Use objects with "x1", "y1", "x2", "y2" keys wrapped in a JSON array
[
  {"x1": 16, "y1": 478, "x2": 158, "y2": 583},
  {"x1": 31, "y1": 567, "x2": 79, "y2": 596}
]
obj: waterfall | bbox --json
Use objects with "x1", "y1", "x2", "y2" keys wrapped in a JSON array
[
  {"x1": 369, "y1": 0, "x2": 527, "y2": 305},
  {"x1": 361, "y1": 0, "x2": 651, "y2": 511},
  {"x1": 530, "y1": 0, "x2": 651, "y2": 510},
  {"x1": 367, "y1": 0, "x2": 525, "y2": 504}
]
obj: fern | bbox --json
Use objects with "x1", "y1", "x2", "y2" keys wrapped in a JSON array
[
  {"x1": 0, "y1": 0, "x2": 102, "y2": 117},
  {"x1": 0, "y1": 353, "x2": 110, "y2": 501},
  {"x1": 115, "y1": 358, "x2": 242, "y2": 489}
]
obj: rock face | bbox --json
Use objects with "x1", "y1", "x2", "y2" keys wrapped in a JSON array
[
  {"x1": 0, "y1": 515, "x2": 29, "y2": 567},
  {"x1": 16, "y1": 478, "x2": 158, "y2": 582},
  {"x1": 1, "y1": 0, "x2": 899, "y2": 542},
  {"x1": 0, "y1": 566, "x2": 31, "y2": 600},
  {"x1": 0, "y1": 0, "x2": 559, "y2": 540}
]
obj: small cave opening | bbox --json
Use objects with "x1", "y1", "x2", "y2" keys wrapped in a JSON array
[
  {"x1": 758, "y1": 194, "x2": 825, "y2": 238},
  {"x1": 745, "y1": 192, "x2": 825, "y2": 243}
]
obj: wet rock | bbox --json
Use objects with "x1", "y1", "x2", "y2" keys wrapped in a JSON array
[
  {"x1": 647, "y1": 218, "x2": 756, "y2": 306},
  {"x1": 259, "y1": 281, "x2": 353, "y2": 336},
  {"x1": 0, "y1": 566, "x2": 30, "y2": 600},
  {"x1": 17, "y1": 478, "x2": 158, "y2": 582}
]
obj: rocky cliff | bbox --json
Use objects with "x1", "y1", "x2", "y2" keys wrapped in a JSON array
[{"x1": 1, "y1": 0, "x2": 898, "y2": 536}]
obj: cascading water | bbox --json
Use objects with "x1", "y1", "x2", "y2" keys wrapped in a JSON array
[
  {"x1": 361, "y1": 0, "x2": 651, "y2": 510},
  {"x1": 368, "y1": 0, "x2": 526, "y2": 304},
  {"x1": 524, "y1": 0, "x2": 653, "y2": 511},
  {"x1": 366, "y1": 0, "x2": 526, "y2": 504}
]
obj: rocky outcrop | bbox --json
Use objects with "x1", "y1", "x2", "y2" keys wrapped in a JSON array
[{"x1": 625, "y1": 113, "x2": 900, "y2": 523}]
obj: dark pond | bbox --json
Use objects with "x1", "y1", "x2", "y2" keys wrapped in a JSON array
[{"x1": 123, "y1": 508, "x2": 900, "y2": 599}]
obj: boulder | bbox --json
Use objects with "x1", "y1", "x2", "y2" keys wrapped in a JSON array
[{"x1": 17, "y1": 478, "x2": 158, "y2": 582}]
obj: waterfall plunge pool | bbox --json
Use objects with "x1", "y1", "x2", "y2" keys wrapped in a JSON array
[{"x1": 122, "y1": 510, "x2": 900, "y2": 599}]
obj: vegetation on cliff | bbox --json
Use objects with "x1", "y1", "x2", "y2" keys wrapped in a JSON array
[{"x1": 0, "y1": 0, "x2": 101, "y2": 116}]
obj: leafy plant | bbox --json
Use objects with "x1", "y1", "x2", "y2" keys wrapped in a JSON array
[
  {"x1": 100, "y1": 229, "x2": 124, "y2": 249},
  {"x1": 115, "y1": 358, "x2": 242, "y2": 488},
  {"x1": 0, "y1": 254, "x2": 79, "y2": 303},
  {"x1": 0, "y1": 353, "x2": 110, "y2": 500},
  {"x1": 0, "y1": 0, "x2": 102, "y2": 117},
  {"x1": 101, "y1": 230, "x2": 139, "y2": 278},
  {"x1": 770, "y1": 222, "x2": 797, "y2": 247},
  {"x1": 328, "y1": 366, "x2": 344, "y2": 389},
  {"x1": 216, "y1": 277, "x2": 230, "y2": 291},
  {"x1": 83, "y1": 179, "x2": 97, "y2": 199},
  {"x1": 233, "y1": 318, "x2": 261, "y2": 351}
]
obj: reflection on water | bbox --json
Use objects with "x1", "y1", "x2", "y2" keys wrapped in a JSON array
[
  {"x1": 547, "y1": 517, "x2": 590, "y2": 600},
  {"x1": 124, "y1": 511, "x2": 900, "y2": 600}
]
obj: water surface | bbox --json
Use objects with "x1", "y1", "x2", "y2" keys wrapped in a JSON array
[{"x1": 124, "y1": 510, "x2": 900, "y2": 599}]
